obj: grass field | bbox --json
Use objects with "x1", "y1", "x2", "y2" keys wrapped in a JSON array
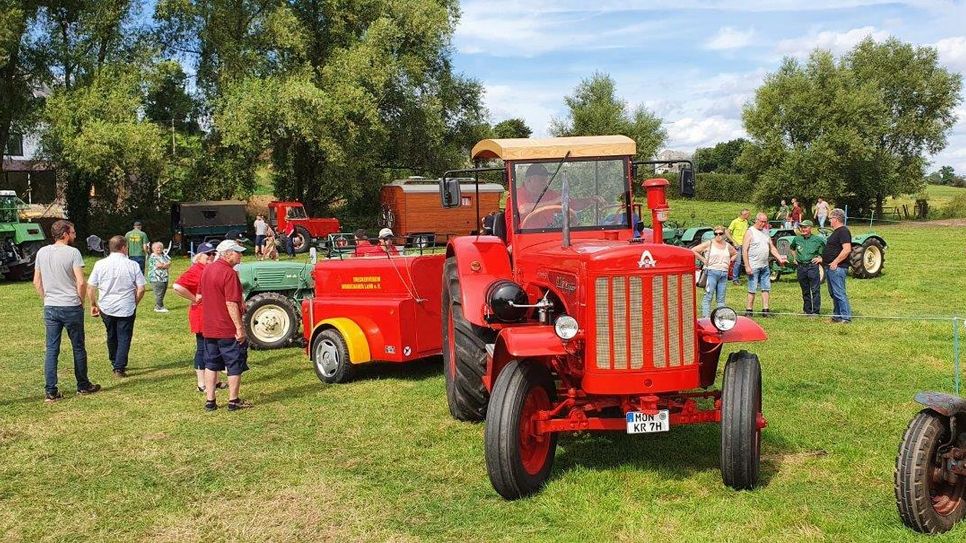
[
  {"x1": 883, "y1": 184, "x2": 966, "y2": 220},
  {"x1": 2, "y1": 201, "x2": 966, "y2": 542}
]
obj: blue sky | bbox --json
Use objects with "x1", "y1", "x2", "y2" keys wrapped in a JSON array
[{"x1": 451, "y1": 0, "x2": 966, "y2": 172}]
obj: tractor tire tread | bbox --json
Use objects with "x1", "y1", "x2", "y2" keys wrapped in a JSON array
[
  {"x1": 443, "y1": 257, "x2": 495, "y2": 422},
  {"x1": 721, "y1": 350, "x2": 762, "y2": 490},
  {"x1": 849, "y1": 238, "x2": 884, "y2": 279}
]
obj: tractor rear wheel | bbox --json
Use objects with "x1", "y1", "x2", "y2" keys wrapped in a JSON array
[
  {"x1": 292, "y1": 226, "x2": 312, "y2": 254},
  {"x1": 895, "y1": 410, "x2": 966, "y2": 534},
  {"x1": 7, "y1": 240, "x2": 44, "y2": 281},
  {"x1": 721, "y1": 350, "x2": 762, "y2": 490},
  {"x1": 442, "y1": 257, "x2": 495, "y2": 422},
  {"x1": 850, "y1": 238, "x2": 884, "y2": 278},
  {"x1": 244, "y1": 293, "x2": 299, "y2": 349},
  {"x1": 312, "y1": 328, "x2": 354, "y2": 384},
  {"x1": 484, "y1": 360, "x2": 558, "y2": 500}
]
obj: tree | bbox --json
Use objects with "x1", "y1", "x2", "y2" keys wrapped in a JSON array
[
  {"x1": 741, "y1": 38, "x2": 962, "y2": 215},
  {"x1": 938, "y1": 165, "x2": 957, "y2": 185},
  {"x1": 694, "y1": 138, "x2": 749, "y2": 173},
  {"x1": 144, "y1": 60, "x2": 199, "y2": 134},
  {"x1": 492, "y1": 118, "x2": 531, "y2": 139},
  {"x1": 0, "y1": 0, "x2": 43, "y2": 173},
  {"x1": 550, "y1": 72, "x2": 666, "y2": 161}
]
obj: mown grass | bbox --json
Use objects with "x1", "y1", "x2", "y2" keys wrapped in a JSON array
[
  {"x1": 1, "y1": 200, "x2": 965, "y2": 542},
  {"x1": 885, "y1": 184, "x2": 966, "y2": 220}
]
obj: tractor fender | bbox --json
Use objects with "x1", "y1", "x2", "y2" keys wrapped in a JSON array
[
  {"x1": 697, "y1": 316, "x2": 767, "y2": 345},
  {"x1": 852, "y1": 233, "x2": 887, "y2": 249},
  {"x1": 914, "y1": 391, "x2": 966, "y2": 417},
  {"x1": 446, "y1": 236, "x2": 513, "y2": 327},
  {"x1": 486, "y1": 326, "x2": 566, "y2": 391},
  {"x1": 310, "y1": 317, "x2": 371, "y2": 364}
]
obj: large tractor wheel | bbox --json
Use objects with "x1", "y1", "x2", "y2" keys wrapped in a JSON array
[
  {"x1": 291, "y1": 226, "x2": 312, "y2": 254},
  {"x1": 484, "y1": 360, "x2": 558, "y2": 500},
  {"x1": 244, "y1": 293, "x2": 299, "y2": 349},
  {"x1": 442, "y1": 257, "x2": 496, "y2": 422},
  {"x1": 7, "y1": 240, "x2": 44, "y2": 281},
  {"x1": 312, "y1": 328, "x2": 355, "y2": 384},
  {"x1": 721, "y1": 350, "x2": 762, "y2": 490},
  {"x1": 850, "y1": 238, "x2": 884, "y2": 278},
  {"x1": 895, "y1": 410, "x2": 966, "y2": 534}
]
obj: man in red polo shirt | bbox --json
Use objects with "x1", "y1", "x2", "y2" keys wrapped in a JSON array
[{"x1": 199, "y1": 239, "x2": 251, "y2": 411}]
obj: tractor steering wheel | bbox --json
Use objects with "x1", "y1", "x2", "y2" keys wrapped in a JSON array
[{"x1": 519, "y1": 204, "x2": 578, "y2": 230}]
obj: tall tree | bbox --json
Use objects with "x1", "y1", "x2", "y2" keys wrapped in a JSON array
[
  {"x1": 550, "y1": 72, "x2": 666, "y2": 161},
  {"x1": 492, "y1": 118, "x2": 531, "y2": 139},
  {"x1": 741, "y1": 38, "x2": 962, "y2": 215},
  {"x1": 694, "y1": 138, "x2": 749, "y2": 173},
  {"x1": 0, "y1": 0, "x2": 42, "y2": 172}
]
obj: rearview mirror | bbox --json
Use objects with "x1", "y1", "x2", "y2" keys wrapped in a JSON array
[
  {"x1": 680, "y1": 168, "x2": 695, "y2": 198},
  {"x1": 440, "y1": 177, "x2": 462, "y2": 208}
]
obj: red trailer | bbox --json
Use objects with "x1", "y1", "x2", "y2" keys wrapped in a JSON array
[{"x1": 268, "y1": 201, "x2": 341, "y2": 254}]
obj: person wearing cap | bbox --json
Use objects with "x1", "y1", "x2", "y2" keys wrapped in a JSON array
[
  {"x1": 505, "y1": 162, "x2": 607, "y2": 238},
  {"x1": 198, "y1": 239, "x2": 251, "y2": 411},
  {"x1": 377, "y1": 228, "x2": 399, "y2": 255},
  {"x1": 353, "y1": 229, "x2": 382, "y2": 257},
  {"x1": 87, "y1": 235, "x2": 147, "y2": 378},
  {"x1": 790, "y1": 220, "x2": 826, "y2": 316},
  {"x1": 125, "y1": 221, "x2": 150, "y2": 272},
  {"x1": 173, "y1": 242, "x2": 227, "y2": 392}
]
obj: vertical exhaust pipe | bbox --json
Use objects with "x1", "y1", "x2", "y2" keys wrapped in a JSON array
[{"x1": 561, "y1": 177, "x2": 571, "y2": 248}]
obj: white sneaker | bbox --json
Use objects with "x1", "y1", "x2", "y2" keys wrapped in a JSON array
[{"x1": 155, "y1": 307, "x2": 169, "y2": 313}]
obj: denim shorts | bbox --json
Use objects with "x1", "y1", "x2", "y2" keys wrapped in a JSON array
[
  {"x1": 204, "y1": 338, "x2": 250, "y2": 376},
  {"x1": 747, "y1": 266, "x2": 771, "y2": 293},
  {"x1": 255, "y1": 235, "x2": 266, "y2": 247}
]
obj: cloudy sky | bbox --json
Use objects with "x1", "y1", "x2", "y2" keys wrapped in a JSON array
[{"x1": 451, "y1": 0, "x2": 966, "y2": 172}]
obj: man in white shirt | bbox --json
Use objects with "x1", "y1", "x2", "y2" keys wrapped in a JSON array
[
  {"x1": 742, "y1": 213, "x2": 787, "y2": 317},
  {"x1": 253, "y1": 214, "x2": 268, "y2": 260},
  {"x1": 88, "y1": 235, "x2": 146, "y2": 377}
]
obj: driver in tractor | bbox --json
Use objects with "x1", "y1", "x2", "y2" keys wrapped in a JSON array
[{"x1": 505, "y1": 163, "x2": 608, "y2": 240}]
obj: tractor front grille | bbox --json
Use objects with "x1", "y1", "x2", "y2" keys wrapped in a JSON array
[{"x1": 593, "y1": 273, "x2": 696, "y2": 370}]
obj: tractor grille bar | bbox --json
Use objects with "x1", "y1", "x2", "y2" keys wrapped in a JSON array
[{"x1": 593, "y1": 273, "x2": 696, "y2": 371}]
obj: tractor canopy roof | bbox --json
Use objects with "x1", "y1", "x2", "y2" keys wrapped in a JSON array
[{"x1": 471, "y1": 135, "x2": 635, "y2": 161}]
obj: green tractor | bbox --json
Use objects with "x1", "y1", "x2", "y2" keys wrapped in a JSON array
[
  {"x1": 770, "y1": 230, "x2": 886, "y2": 282},
  {"x1": 237, "y1": 260, "x2": 315, "y2": 349},
  {"x1": 0, "y1": 190, "x2": 47, "y2": 281}
]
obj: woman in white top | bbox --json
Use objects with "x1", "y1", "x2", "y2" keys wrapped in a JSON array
[{"x1": 692, "y1": 225, "x2": 738, "y2": 317}]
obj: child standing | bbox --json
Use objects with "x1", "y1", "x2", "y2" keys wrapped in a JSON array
[{"x1": 147, "y1": 242, "x2": 171, "y2": 313}]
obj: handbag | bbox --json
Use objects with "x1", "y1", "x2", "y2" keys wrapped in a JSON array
[{"x1": 695, "y1": 248, "x2": 710, "y2": 288}]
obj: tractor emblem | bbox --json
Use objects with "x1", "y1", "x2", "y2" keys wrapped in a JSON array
[
  {"x1": 403, "y1": 346, "x2": 412, "y2": 357},
  {"x1": 637, "y1": 250, "x2": 657, "y2": 269}
]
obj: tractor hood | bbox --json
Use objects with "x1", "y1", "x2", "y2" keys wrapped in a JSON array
[
  {"x1": 236, "y1": 261, "x2": 315, "y2": 295},
  {"x1": 517, "y1": 238, "x2": 697, "y2": 278}
]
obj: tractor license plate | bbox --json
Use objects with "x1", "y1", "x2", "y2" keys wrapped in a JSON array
[{"x1": 626, "y1": 410, "x2": 670, "y2": 434}]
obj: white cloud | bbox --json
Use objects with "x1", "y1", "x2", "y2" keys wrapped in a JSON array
[
  {"x1": 775, "y1": 26, "x2": 889, "y2": 57},
  {"x1": 705, "y1": 27, "x2": 755, "y2": 50},
  {"x1": 934, "y1": 36, "x2": 966, "y2": 73},
  {"x1": 665, "y1": 116, "x2": 747, "y2": 149},
  {"x1": 482, "y1": 84, "x2": 561, "y2": 136}
]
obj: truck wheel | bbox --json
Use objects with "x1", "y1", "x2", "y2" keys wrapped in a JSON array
[
  {"x1": 292, "y1": 226, "x2": 312, "y2": 254},
  {"x1": 244, "y1": 293, "x2": 298, "y2": 349},
  {"x1": 850, "y1": 238, "x2": 884, "y2": 278},
  {"x1": 442, "y1": 257, "x2": 495, "y2": 421},
  {"x1": 895, "y1": 410, "x2": 966, "y2": 534},
  {"x1": 484, "y1": 360, "x2": 558, "y2": 500},
  {"x1": 721, "y1": 350, "x2": 762, "y2": 490},
  {"x1": 312, "y1": 328, "x2": 354, "y2": 384}
]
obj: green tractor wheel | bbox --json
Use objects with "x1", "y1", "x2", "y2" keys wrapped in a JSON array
[
  {"x1": 244, "y1": 292, "x2": 300, "y2": 349},
  {"x1": 850, "y1": 238, "x2": 884, "y2": 279}
]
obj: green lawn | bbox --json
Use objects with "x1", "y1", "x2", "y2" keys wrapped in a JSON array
[
  {"x1": 2, "y1": 202, "x2": 965, "y2": 541},
  {"x1": 885, "y1": 184, "x2": 966, "y2": 220}
]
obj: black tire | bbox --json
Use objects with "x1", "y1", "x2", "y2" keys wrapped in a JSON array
[
  {"x1": 243, "y1": 293, "x2": 299, "y2": 349},
  {"x1": 292, "y1": 226, "x2": 312, "y2": 254},
  {"x1": 721, "y1": 350, "x2": 762, "y2": 490},
  {"x1": 7, "y1": 240, "x2": 44, "y2": 281},
  {"x1": 484, "y1": 360, "x2": 558, "y2": 500},
  {"x1": 849, "y1": 238, "x2": 884, "y2": 278},
  {"x1": 442, "y1": 257, "x2": 496, "y2": 422},
  {"x1": 311, "y1": 328, "x2": 354, "y2": 384},
  {"x1": 769, "y1": 266, "x2": 781, "y2": 283},
  {"x1": 895, "y1": 410, "x2": 966, "y2": 534}
]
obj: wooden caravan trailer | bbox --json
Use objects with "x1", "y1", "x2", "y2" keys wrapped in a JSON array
[{"x1": 379, "y1": 177, "x2": 504, "y2": 242}]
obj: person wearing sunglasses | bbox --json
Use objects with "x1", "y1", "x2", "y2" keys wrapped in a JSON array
[
  {"x1": 691, "y1": 225, "x2": 737, "y2": 317},
  {"x1": 173, "y1": 242, "x2": 227, "y2": 393},
  {"x1": 742, "y1": 212, "x2": 788, "y2": 317}
]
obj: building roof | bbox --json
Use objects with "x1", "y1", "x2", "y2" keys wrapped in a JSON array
[
  {"x1": 1, "y1": 158, "x2": 52, "y2": 172},
  {"x1": 471, "y1": 135, "x2": 636, "y2": 161}
]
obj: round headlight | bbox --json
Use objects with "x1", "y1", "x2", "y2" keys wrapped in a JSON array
[
  {"x1": 710, "y1": 307, "x2": 737, "y2": 332},
  {"x1": 554, "y1": 315, "x2": 579, "y2": 340},
  {"x1": 486, "y1": 280, "x2": 528, "y2": 323}
]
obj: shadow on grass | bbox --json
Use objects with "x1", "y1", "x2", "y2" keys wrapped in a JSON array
[
  {"x1": 552, "y1": 423, "x2": 792, "y2": 488},
  {"x1": 350, "y1": 356, "x2": 442, "y2": 382}
]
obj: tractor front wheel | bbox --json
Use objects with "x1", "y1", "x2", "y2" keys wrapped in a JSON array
[
  {"x1": 244, "y1": 293, "x2": 299, "y2": 349},
  {"x1": 484, "y1": 360, "x2": 558, "y2": 500},
  {"x1": 312, "y1": 328, "x2": 354, "y2": 384},
  {"x1": 850, "y1": 238, "x2": 884, "y2": 278},
  {"x1": 442, "y1": 257, "x2": 495, "y2": 422},
  {"x1": 895, "y1": 410, "x2": 966, "y2": 534},
  {"x1": 721, "y1": 350, "x2": 762, "y2": 490},
  {"x1": 291, "y1": 226, "x2": 312, "y2": 254}
]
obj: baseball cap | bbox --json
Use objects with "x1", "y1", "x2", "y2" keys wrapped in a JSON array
[
  {"x1": 800, "y1": 220, "x2": 814, "y2": 227},
  {"x1": 216, "y1": 239, "x2": 246, "y2": 253},
  {"x1": 525, "y1": 163, "x2": 549, "y2": 177},
  {"x1": 378, "y1": 228, "x2": 394, "y2": 239},
  {"x1": 193, "y1": 242, "x2": 216, "y2": 255}
]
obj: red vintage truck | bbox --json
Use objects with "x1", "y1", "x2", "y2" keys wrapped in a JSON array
[{"x1": 268, "y1": 201, "x2": 341, "y2": 253}]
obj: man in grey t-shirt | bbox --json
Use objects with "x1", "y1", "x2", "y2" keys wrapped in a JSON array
[
  {"x1": 742, "y1": 212, "x2": 787, "y2": 317},
  {"x1": 33, "y1": 220, "x2": 101, "y2": 402}
]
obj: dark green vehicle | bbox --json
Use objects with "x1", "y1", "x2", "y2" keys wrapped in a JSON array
[
  {"x1": 237, "y1": 260, "x2": 314, "y2": 349},
  {"x1": 0, "y1": 190, "x2": 47, "y2": 281}
]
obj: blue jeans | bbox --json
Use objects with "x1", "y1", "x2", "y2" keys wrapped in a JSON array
[
  {"x1": 702, "y1": 269, "x2": 729, "y2": 317},
  {"x1": 731, "y1": 247, "x2": 743, "y2": 280},
  {"x1": 796, "y1": 263, "x2": 822, "y2": 315},
  {"x1": 130, "y1": 255, "x2": 145, "y2": 272},
  {"x1": 101, "y1": 312, "x2": 136, "y2": 371},
  {"x1": 825, "y1": 265, "x2": 852, "y2": 321},
  {"x1": 43, "y1": 306, "x2": 91, "y2": 394}
]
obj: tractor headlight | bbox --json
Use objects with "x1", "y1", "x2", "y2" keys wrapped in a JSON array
[
  {"x1": 554, "y1": 315, "x2": 579, "y2": 340},
  {"x1": 710, "y1": 307, "x2": 737, "y2": 332}
]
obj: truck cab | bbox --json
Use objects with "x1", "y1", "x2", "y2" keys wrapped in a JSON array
[{"x1": 268, "y1": 201, "x2": 341, "y2": 254}]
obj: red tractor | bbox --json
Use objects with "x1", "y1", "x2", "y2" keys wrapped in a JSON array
[
  {"x1": 268, "y1": 201, "x2": 341, "y2": 254},
  {"x1": 440, "y1": 135, "x2": 770, "y2": 499}
]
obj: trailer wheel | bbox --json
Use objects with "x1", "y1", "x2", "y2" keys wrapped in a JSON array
[
  {"x1": 895, "y1": 410, "x2": 966, "y2": 534},
  {"x1": 721, "y1": 350, "x2": 762, "y2": 490},
  {"x1": 311, "y1": 328, "x2": 354, "y2": 384},
  {"x1": 485, "y1": 360, "x2": 558, "y2": 500},
  {"x1": 291, "y1": 226, "x2": 312, "y2": 254},
  {"x1": 849, "y1": 238, "x2": 884, "y2": 278},
  {"x1": 244, "y1": 293, "x2": 299, "y2": 349},
  {"x1": 442, "y1": 257, "x2": 495, "y2": 421}
]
